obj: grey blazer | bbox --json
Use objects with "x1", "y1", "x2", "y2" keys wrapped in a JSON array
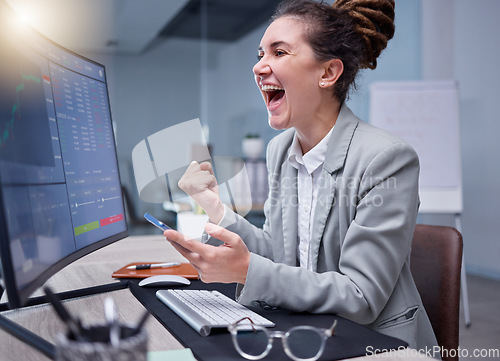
[{"x1": 216, "y1": 104, "x2": 439, "y2": 351}]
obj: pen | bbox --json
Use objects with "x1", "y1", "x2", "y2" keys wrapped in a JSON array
[
  {"x1": 44, "y1": 286, "x2": 86, "y2": 341},
  {"x1": 127, "y1": 262, "x2": 181, "y2": 270},
  {"x1": 105, "y1": 297, "x2": 120, "y2": 347}
]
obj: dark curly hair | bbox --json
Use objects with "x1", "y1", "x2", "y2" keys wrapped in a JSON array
[{"x1": 272, "y1": 0, "x2": 395, "y2": 102}]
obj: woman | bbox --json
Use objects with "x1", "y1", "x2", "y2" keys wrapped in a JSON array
[{"x1": 164, "y1": 0, "x2": 439, "y2": 351}]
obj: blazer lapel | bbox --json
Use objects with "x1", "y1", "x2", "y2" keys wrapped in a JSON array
[
  {"x1": 309, "y1": 104, "x2": 359, "y2": 271},
  {"x1": 280, "y1": 159, "x2": 299, "y2": 266},
  {"x1": 309, "y1": 169, "x2": 336, "y2": 272},
  {"x1": 323, "y1": 104, "x2": 359, "y2": 175}
]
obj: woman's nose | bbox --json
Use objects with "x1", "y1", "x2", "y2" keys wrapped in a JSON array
[{"x1": 253, "y1": 58, "x2": 270, "y2": 77}]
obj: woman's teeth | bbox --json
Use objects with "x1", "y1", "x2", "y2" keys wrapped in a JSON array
[{"x1": 261, "y1": 84, "x2": 283, "y2": 91}]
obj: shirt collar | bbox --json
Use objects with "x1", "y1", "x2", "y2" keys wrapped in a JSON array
[{"x1": 288, "y1": 126, "x2": 335, "y2": 175}]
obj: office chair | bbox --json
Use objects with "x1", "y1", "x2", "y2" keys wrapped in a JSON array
[{"x1": 410, "y1": 224, "x2": 463, "y2": 361}]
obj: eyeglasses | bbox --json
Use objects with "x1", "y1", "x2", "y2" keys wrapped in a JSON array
[{"x1": 228, "y1": 317, "x2": 337, "y2": 361}]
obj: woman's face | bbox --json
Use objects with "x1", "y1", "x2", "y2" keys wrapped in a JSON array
[{"x1": 253, "y1": 17, "x2": 326, "y2": 131}]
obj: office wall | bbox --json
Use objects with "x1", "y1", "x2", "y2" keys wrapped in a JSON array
[
  {"x1": 456, "y1": 1, "x2": 500, "y2": 280},
  {"x1": 420, "y1": 0, "x2": 500, "y2": 280}
]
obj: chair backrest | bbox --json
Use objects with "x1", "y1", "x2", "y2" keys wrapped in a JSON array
[{"x1": 410, "y1": 224, "x2": 463, "y2": 361}]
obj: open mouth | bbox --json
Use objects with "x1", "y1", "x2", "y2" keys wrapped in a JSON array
[{"x1": 262, "y1": 84, "x2": 285, "y2": 107}]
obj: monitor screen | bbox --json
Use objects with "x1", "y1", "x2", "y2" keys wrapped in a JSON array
[{"x1": 0, "y1": 3, "x2": 128, "y2": 308}]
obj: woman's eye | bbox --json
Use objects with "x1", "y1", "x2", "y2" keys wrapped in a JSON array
[{"x1": 256, "y1": 49, "x2": 286, "y2": 60}]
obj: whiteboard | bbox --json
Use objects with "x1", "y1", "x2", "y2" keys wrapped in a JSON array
[{"x1": 369, "y1": 81, "x2": 462, "y2": 213}]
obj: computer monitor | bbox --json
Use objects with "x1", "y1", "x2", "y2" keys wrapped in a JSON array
[{"x1": 0, "y1": 2, "x2": 128, "y2": 309}]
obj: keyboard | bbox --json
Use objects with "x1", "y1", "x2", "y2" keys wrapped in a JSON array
[{"x1": 156, "y1": 289, "x2": 275, "y2": 336}]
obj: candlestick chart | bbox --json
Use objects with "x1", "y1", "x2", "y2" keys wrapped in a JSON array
[{"x1": 0, "y1": 56, "x2": 54, "y2": 166}]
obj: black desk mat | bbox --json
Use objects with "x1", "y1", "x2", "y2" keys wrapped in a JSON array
[{"x1": 129, "y1": 280, "x2": 407, "y2": 361}]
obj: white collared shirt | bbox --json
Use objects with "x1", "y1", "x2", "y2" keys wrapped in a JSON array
[{"x1": 288, "y1": 126, "x2": 334, "y2": 270}]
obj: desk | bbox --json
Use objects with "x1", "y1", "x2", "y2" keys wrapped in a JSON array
[{"x1": 0, "y1": 235, "x2": 437, "y2": 361}]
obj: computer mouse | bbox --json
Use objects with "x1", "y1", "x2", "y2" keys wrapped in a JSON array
[{"x1": 138, "y1": 275, "x2": 191, "y2": 287}]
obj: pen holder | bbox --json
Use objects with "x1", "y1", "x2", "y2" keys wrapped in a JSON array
[{"x1": 55, "y1": 324, "x2": 147, "y2": 361}]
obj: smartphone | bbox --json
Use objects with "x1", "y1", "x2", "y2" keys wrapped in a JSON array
[{"x1": 144, "y1": 212, "x2": 171, "y2": 232}]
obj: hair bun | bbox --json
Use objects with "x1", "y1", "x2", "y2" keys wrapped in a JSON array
[{"x1": 333, "y1": 0, "x2": 395, "y2": 69}]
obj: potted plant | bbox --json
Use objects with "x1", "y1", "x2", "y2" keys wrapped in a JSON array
[{"x1": 242, "y1": 133, "x2": 264, "y2": 159}]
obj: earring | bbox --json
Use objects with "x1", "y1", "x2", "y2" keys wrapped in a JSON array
[{"x1": 320, "y1": 81, "x2": 325, "y2": 87}]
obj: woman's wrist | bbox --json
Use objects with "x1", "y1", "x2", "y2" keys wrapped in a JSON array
[
  {"x1": 237, "y1": 252, "x2": 251, "y2": 285},
  {"x1": 207, "y1": 201, "x2": 225, "y2": 225}
]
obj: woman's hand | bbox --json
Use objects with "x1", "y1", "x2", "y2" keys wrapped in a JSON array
[
  {"x1": 178, "y1": 161, "x2": 224, "y2": 224},
  {"x1": 164, "y1": 223, "x2": 250, "y2": 284}
]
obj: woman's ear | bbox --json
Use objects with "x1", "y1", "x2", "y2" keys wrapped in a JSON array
[{"x1": 320, "y1": 59, "x2": 344, "y2": 88}]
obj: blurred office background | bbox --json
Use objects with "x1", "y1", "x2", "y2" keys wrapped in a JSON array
[{"x1": 5, "y1": 0, "x2": 500, "y2": 283}]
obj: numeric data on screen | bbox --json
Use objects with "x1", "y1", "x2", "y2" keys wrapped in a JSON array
[{"x1": 50, "y1": 62, "x2": 125, "y2": 248}]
